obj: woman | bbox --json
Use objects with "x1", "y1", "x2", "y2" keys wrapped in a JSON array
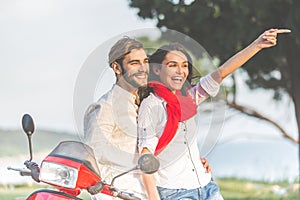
[{"x1": 137, "y1": 29, "x2": 290, "y2": 200}]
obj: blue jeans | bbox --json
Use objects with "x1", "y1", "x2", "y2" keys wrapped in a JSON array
[{"x1": 157, "y1": 181, "x2": 223, "y2": 200}]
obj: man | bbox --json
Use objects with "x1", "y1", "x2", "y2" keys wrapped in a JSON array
[{"x1": 84, "y1": 37, "x2": 211, "y2": 199}]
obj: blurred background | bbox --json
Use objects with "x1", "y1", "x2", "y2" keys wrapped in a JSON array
[{"x1": 1, "y1": 0, "x2": 299, "y2": 199}]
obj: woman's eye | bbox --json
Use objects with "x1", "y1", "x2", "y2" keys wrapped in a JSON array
[{"x1": 169, "y1": 64, "x2": 177, "y2": 67}]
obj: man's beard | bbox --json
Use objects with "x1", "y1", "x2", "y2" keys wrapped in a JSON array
[{"x1": 122, "y1": 70, "x2": 148, "y2": 88}]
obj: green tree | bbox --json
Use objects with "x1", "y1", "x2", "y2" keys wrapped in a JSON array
[{"x1": 129, "y1": 0, "x2": 300, "y2": 176}]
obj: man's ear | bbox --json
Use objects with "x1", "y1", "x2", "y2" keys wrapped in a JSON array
[
  {"x1": 152, "y1": 64, "x2": 161, "y2": 76},
  {"x1": 112, "y1": 62, "x2": 122, "y2": 75}
]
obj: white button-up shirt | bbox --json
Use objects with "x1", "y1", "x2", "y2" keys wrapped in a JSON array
[
  {"x1": 137, "y1": 74, "x2": 220, "y2": 189},
  {"x1": 84, "y1": 84, "x2": 146, "y2": 199}
]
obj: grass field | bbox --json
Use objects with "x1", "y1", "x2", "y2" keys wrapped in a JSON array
[
  {"x1": 0, "y1": 178, "x2": 299, "y2": 200},
  {"x1": 216, "y1": 178, "x2": 300, "y2": 200}
]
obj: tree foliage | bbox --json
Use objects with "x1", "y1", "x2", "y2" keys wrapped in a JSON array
[{"x1": 129, "y1": 0, "x2": 300, "y2": 144}]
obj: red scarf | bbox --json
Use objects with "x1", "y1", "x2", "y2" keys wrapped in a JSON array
[{"x1": 148, "y1": 81, "x2": 197, "y2": 155}]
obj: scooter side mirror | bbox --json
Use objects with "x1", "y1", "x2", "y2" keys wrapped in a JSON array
[
  {"x1": 22, "y1": 114, "x2": 35, "y2": 136},
  {"x1": 138, "y1": 154, "x2": 160, "y2": 174},
  {"x1": 22, "y1": 114, "x2": 35, "y2": 161}
]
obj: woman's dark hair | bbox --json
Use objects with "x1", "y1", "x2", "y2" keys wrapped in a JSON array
[{"x1": 138, "y1": 43, "x2": 194, "y2": 103}]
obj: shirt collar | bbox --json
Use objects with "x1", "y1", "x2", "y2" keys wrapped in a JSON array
[{"x1": 113, "y1": 84, "x2": 137, "y2": 103}]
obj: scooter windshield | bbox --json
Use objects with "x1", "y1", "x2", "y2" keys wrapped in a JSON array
[{"x1": 48, "y1": 141, "x2": 100, "y2": 176}]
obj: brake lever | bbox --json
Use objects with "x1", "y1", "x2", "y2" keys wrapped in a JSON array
[
  {"x1": 7, "y1": 166, "x2": 31, "y2": 176},
  {"x1": 110, "y1": 188, "x2": 141, "y2": 200}
]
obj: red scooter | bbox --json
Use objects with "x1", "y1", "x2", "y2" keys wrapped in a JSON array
[{"x1": 8, "y1": 114, "x2": 159, "y2": 199}]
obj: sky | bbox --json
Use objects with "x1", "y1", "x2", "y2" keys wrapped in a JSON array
[{"x1": 0, "y1": 0, "x2": 157, "y2": 133}]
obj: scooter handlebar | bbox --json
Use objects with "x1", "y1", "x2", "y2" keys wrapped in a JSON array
[
  {"x1": 87, "y1": 182, "x2": 141, "y2": 200},
  {"x1": 8, "y1": 161, "x2": 40, "y2": 183},
  {"x1": 115, "y1": 191, "x2": 141, "y2": 200}
]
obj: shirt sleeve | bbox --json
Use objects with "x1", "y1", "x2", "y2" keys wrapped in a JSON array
[
  {"x1": 137, "y1": 96, "x2": 161, "y2": 154},
  {"x1": 84, "y1": 103, "x2": 100, "y2": 144},
  {"x1": 84, "y1": 103, "x2": 112, "y2": 144},
  {"x1": 189, "y1": 73, "x2": 220, "y2": 105}
]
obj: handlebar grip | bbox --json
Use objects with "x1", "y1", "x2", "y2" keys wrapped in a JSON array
[
  {"x1": 20, "y1": 171, "x2": 31, "y2": 176},
  {"x1": 87, "y1": 181, "x2": 105, "y2": 195}
]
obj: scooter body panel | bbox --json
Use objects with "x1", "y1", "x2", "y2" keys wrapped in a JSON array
[{"x1": 27, "y1": 189, "x2": 83, "y2": 200}]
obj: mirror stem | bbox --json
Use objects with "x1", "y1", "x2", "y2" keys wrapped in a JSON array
[
  {"x1": 110, "y1": 166, "x2": 139, "y2": 187},
  {"x1": 27, "y1": 133, "x2": 33, "y2": 161}
]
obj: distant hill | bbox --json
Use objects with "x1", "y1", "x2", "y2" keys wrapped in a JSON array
[{"x1": 0, "y1": 128, "x2": 82, "y2": 157}]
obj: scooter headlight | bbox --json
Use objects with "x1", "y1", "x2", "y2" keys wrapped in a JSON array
[{"x1": 39, "y1": 161, "x2": 78, "y2": 189}]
